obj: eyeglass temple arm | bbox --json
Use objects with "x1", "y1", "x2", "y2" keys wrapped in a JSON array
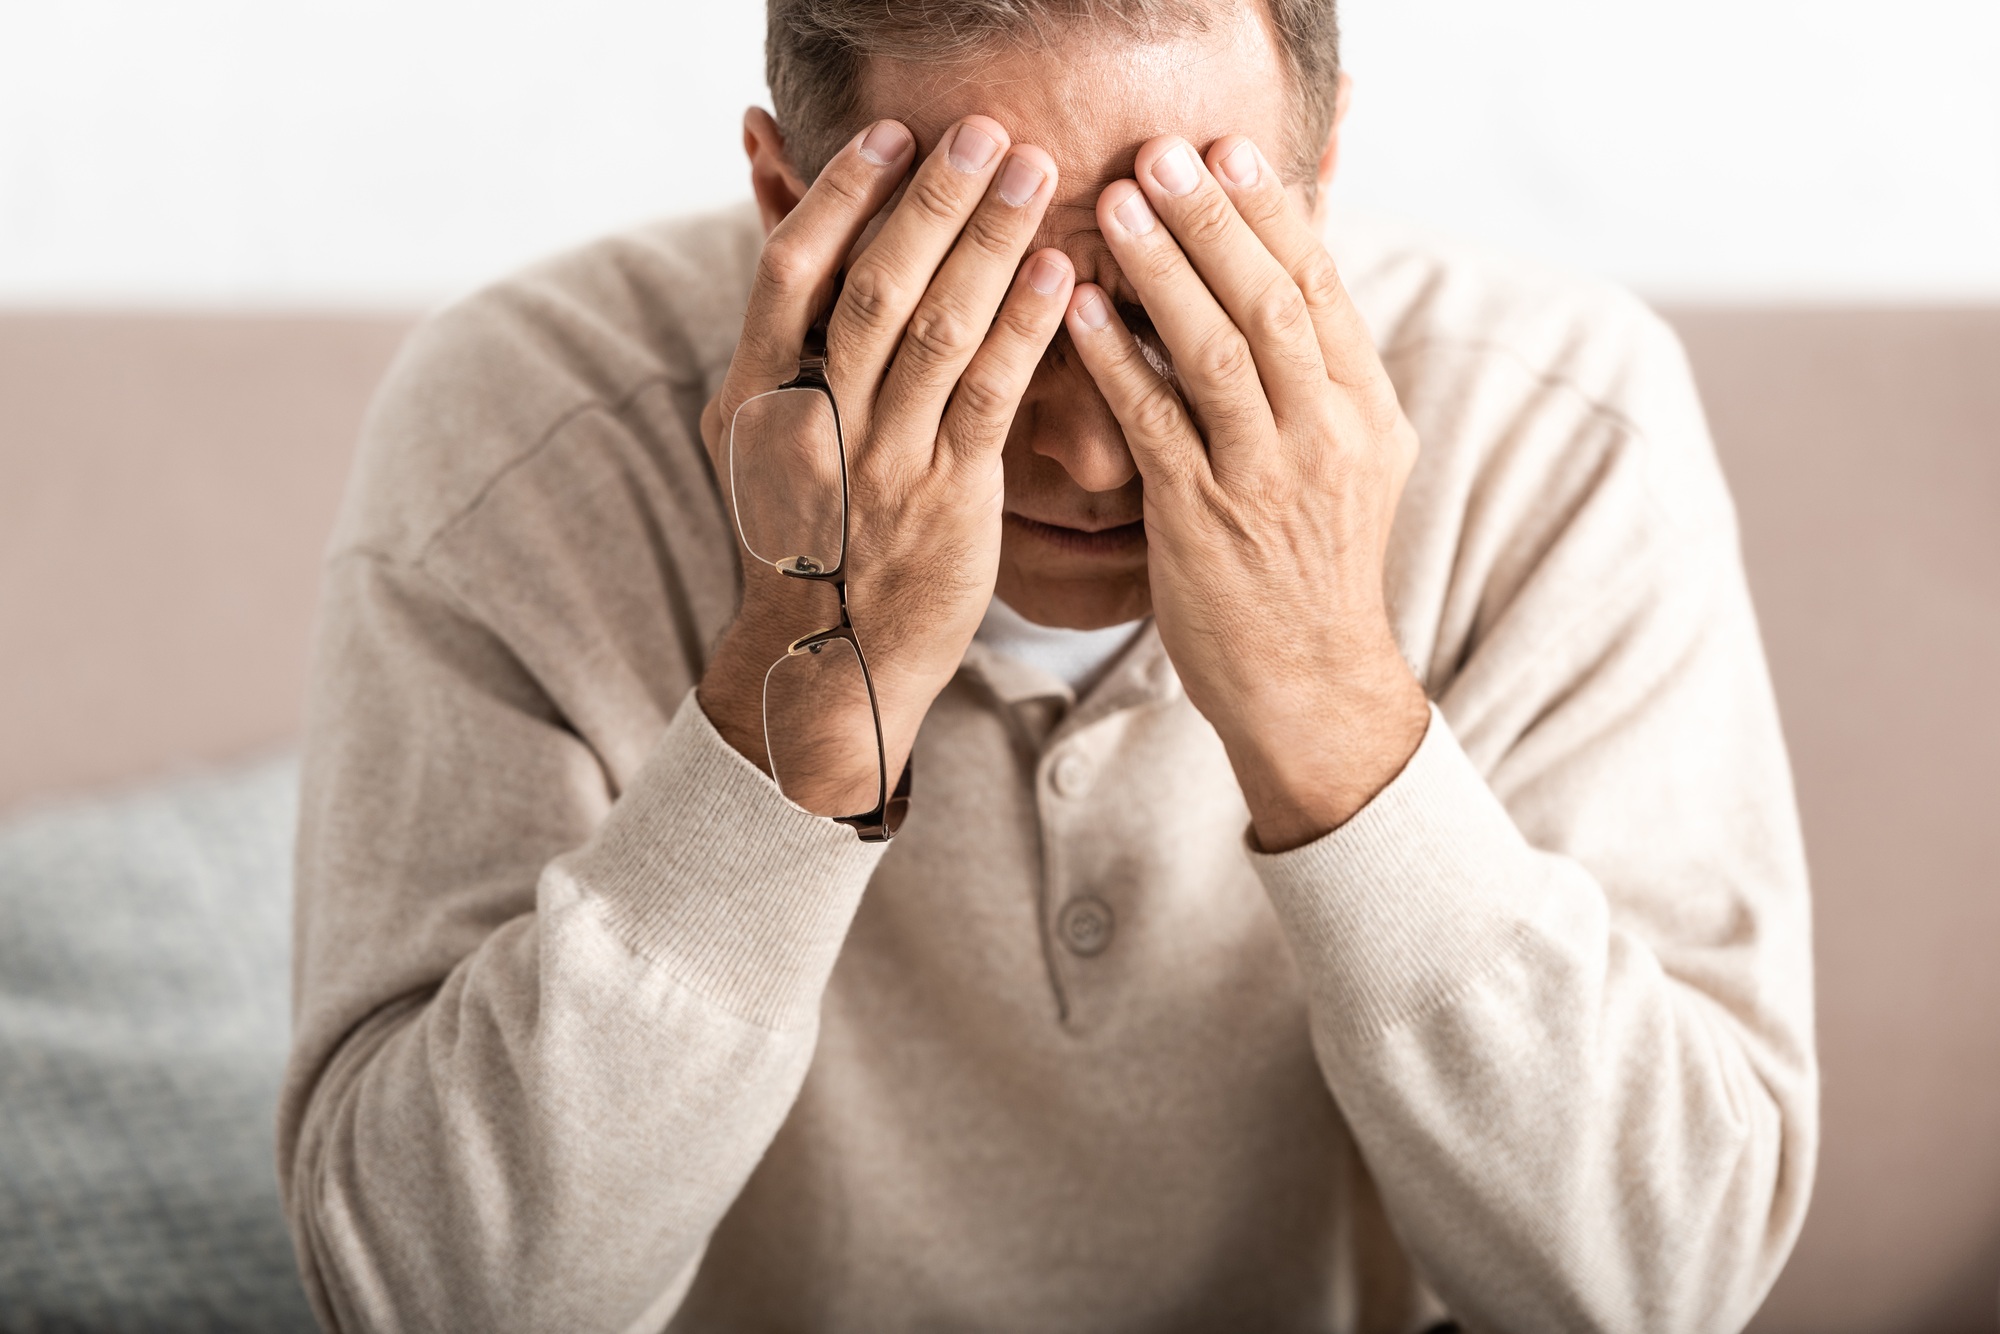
[{"x1": 795, "y1": 270, "x2": 841, "y2": 376}]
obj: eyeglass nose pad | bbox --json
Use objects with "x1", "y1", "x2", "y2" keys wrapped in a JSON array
[{"x1": 785, "y1": 626, "x2": 847, "y2": 658}]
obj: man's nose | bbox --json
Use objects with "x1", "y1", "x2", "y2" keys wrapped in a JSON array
[{"x1": 1021, "y1": 352, "x2": 1139, "y2": 493}]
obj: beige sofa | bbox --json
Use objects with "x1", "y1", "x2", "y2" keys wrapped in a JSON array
[{"x1": 1, "y1": 305, "x2": 1995, "y2": 1331}]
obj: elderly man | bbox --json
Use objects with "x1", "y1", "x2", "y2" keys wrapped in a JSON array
[{"x1": 278, "y1": 0, "x2": 1817, "y2": 1329}]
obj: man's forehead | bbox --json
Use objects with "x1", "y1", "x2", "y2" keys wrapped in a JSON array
[{"x1": 854, "y1": 4, "x2": 1292, "y2": 224}]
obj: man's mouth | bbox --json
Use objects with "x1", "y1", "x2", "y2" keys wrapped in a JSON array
[{"x1": 1003, "y1": 512, "x2": 1147, "y2": 555}]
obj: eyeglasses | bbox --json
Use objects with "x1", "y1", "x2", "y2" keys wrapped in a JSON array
[{"x1": 728, "y1": 323, "x2": 911, "y2": 841}]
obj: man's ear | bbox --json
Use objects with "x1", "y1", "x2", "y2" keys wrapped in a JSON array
[
  {"x1": 1310, "y1": 72, "x2": 1353, "y2": 227},
  {"x1": 745, "y1": 107, "x2": 809, "y2": 236}
]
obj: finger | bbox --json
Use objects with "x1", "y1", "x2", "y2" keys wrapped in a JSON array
[
  {"x1": 1204, "y1": 135, "x2": 1386, "y2": 393},
  {"x1": 874, "y1": 145, "x2": 1058, "y2": 453},
  {"x1": 827, "y1": 116, "x2": 1015, "y2": 408},
  {"x1": 1062, "y1": 283, "x2": 1210, "y2": 495},
  {"x1": 934, "y1": 246, "x2": 1075, "y2": 475},
  {"x1": 1096, "y1": 180, "x2": 1273, "y2": 441},
  {"x1": 1132, "y1": 134, "x2": 1327, "y2": 414},
  {"x1": 726, "y1": 119, "x2": 915, "y2": 411}
]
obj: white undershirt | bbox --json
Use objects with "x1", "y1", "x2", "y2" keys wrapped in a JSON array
[{"x1": 974, "y1": 597, "x2": 1148, "y2": 694}]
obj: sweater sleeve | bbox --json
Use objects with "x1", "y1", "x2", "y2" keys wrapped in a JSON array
[
  {"x1": 278, "y1": 553, "x2": 885, "y2": 1334},
  {"x1": 1250, "y1": 324, "x2": 1817, "y2": 1333}
]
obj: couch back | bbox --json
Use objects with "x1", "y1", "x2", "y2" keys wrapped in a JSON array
[
  {"x1": 1, "y1": 306, "x2": 1995, "y2": 1331},
  {"x1": 0, "y1": 315, "x2": 410, "y2": 808},
  {"x1": 1674, "y1": 308, "x2": 2000, "y2": 1333}
]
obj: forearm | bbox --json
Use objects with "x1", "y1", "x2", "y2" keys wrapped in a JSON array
[
  {"x1": 1254, "y1": 711, "x2": 1815, "y2": 1333},
  {"x1": 284, "y1": 695, "x2": 885, "y2": 1333}
]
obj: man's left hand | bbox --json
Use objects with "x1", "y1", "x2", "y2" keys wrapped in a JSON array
[{"x1": 1064, "y1": 133, "x2": 1430, "y2": 853}]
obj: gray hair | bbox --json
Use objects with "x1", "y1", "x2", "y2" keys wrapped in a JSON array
[{"x1": 766, "y1": 0, "x2": 1340, "y2": 184}]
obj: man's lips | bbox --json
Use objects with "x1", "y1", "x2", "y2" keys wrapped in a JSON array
[{"x1": 1003, "y1": 512, "x2": 1147, "y2": 555}]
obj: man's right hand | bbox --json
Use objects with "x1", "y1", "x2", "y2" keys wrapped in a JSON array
[{"x1": 695, "y1": 116, "x2": 1072, "y2": 815}]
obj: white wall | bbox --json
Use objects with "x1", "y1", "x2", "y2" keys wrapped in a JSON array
[
  {"x1": 1337, "y1": 0, "x2": 2000, "y2": 300},
  {"x1": 3, "y1": 0, "x2": 1996, "y2": 308}
]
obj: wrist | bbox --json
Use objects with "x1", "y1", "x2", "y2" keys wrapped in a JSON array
[
  {"x1": 696, "y1": 587, "x2": 944, "y2": 810},
  {"x1": 697, "y1": 623, "x2": 779, "y2": 775},
  {"x1": 1222, "y1": 652, "x2": 1430, "y2": 854}
]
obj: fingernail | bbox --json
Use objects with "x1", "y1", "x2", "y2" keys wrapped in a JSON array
[
  {"x1": 1219, "y1": 141, "x2": 1259, "y2": 188},
  {"x1": 1152, "y1": 142, "x2": 1201, "y2": 196},
  {"x1": 1113, "y1": 187, "x2": 1156, "y2": 236},
  {"x1": 998, "y1": 155, "x2": 1046, "y2": 207},
  {"x1": 949, "y1": 123, "x2": 999, "y2": 172},
  {"x1": 1074, "y1": 292, "x2": 1110, "y2": 330},
  {"x1": 1027, "y1": 255, "x2": 1065, "y2": 294},
  {"x1": 858, "y1": 121, "x2": 912, "y2": 166}
]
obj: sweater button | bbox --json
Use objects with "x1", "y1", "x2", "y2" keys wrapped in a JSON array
[
  {"x1": 1057, "y1": 896, "x2": 1115, "y2": 957},
  {"x1": 1050, "y1": 752, "x2": 1094, "y2": 798}
]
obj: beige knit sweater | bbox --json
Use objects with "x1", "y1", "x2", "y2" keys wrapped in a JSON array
[{"x1": 279, "y1": 203, "x2": 1816, "y2": 1334}]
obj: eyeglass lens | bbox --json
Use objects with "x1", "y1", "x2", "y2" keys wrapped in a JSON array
[{"x1": 729, "y1": 386, "x2": 888, "y2": 825}]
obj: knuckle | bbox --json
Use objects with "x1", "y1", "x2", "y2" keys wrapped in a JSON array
[
  {"x1": 1137, "y1": 242, "x2": 1186, "y2": 288},
  {"x1": 1245, "y1": 472, "x2": 1296, "y2": 522},
  {"x1": 900, "y1": 302, "x2": 976, "y2": 370},
  {"x1": 815, "y1": 161, "x2": 873, "y2": 212},
  {"x1": 1178, "y1": 190, "x2": 1236, "y2": 247},
  {"x1": 995, "y1": 292, "x2": 1052, "y2": 346},
  {"x1": 1295, "y1": 255, "x2": 1345, "y2": 314},
  {"x1": 1237, "y1": 180, "x2": 1290, "y2": 225},
  {"x1": 1190, "y1": 328, "x2": 1254, "y2": 385},
  {"x1": 839, "y1": 263, "x2": 906, "y2": 332},
  {"x1": 950, "y1": 365, "x2": 1014, "y2": 427},
  {"x1": 755, "y1": 237, "x2": 815, "y2": 294},
  {"x1": 1245, "y1": 284, "x2": 1309, "y2": 343},
  {"x1": 1378, "y1": 401, "x2": 1420, "y2": 461},
  {"x1": 1395, "y1": 423, "x2": 1421, "y2": 472},
  {"x1": 851, "y1": 436, "x2": 919, "y2": 494},
  {"x1": 957, "y1": 204, "x2": 1020, "y2": 261},
  {"x1": 1129, "y1": 381, "x2": 1189, "y2": 444},
  {"x1": 904, "y1": 169, "x2": 967, "y2": 227}
]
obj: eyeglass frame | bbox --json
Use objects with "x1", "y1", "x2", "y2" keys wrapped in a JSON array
[{"x1": 730, "y1": 320, "x2": 912, "y2": 842}]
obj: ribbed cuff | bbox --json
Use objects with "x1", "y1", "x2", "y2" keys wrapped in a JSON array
[
  {"x1": 1248, "y1": 705, "x2": 1555, "y2": 1042},
  {"x1": 574, "y1": 689, "x2": 887, "y2": 1030}
]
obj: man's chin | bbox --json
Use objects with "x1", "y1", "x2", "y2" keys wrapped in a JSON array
[{"x1": 995, "y1": 521, "x2": 1152, "y2": 629}]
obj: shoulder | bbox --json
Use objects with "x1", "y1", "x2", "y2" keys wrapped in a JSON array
[
  {"x1": 1333, "y1": 209, "x2": 1727, "y2": 537},
  {"x1": 329, "y1": 203, "x2": 765, "y2": 563},
  {"x1": 1334, "y1": 208, "x2": 1686, "y2": 415}
]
